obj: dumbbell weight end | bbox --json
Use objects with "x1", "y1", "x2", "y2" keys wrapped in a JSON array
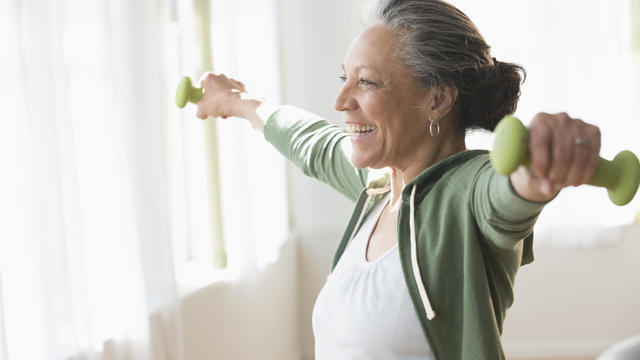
[{"x1": 175, "y1": 76, "x2": 203, "y2": 109}]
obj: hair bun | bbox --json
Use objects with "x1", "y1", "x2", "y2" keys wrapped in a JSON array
[
  {"x1": 373, "y1": 0, "x2": 526, "y2": 133},
  {"x1": 460, "y1": 59, "x2": 526, "y2": 132}
]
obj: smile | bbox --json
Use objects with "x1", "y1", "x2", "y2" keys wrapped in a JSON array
[{"x1": 347, "y1": 124, "x2": 378, "y2": 137}]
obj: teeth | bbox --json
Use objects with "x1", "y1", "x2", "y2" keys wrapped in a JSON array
[{"x1": 347, "y1": 124, "x2": 377, "y2": 135}]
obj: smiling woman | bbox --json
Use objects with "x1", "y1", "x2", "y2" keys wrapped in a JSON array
[
  {"x1": 191, "y1": 0, "x2": 609, "y2": 358},
  {"x1": 334, "y1": 24, "x2": 467, "y2": 176}
]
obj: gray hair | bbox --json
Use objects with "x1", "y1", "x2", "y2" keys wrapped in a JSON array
[{"x1": 372, "y1": 0, "x2": 525, "y2": 131}]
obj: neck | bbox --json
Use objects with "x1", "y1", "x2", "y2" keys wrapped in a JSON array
[{"x1": 388, "y1": 131, "x2": 466, "y2": 207}]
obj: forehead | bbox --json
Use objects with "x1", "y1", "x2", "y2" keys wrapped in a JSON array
[{"x1": 343, "y1": 24, "x2": 400, "y2": 73}]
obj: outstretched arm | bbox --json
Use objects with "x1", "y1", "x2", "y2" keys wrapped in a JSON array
[
  {"x1": 471, "y1": 111, "x2": 602, "y2": 250},
  {"x1": 194, "y1": 72, "x2": 368, "y2": 201}
]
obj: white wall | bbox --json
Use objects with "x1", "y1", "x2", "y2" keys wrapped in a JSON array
[
  {"x1": 275, "y1": 0, "x2": 364, "y2": 358},
  {"x1": 178, "y1": 239, "x2": 299, "y2": 360},
  {"x1": 502, "y1": 223, "x2": 640, "y2": 359},
  {"x1": 276, "y1": 0, "x2": 360, "y2": 234},
  {"x1": 275, "y1": 1, "x2": 640, "y2": 359}
]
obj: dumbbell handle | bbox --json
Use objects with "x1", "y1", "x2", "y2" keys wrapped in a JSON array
[
  {"x1": 175, "y1": 76, "x2": 203, "y2": 108},
  {"x1": 490, "y1": 115, "x2": 640, "y2": 206}
]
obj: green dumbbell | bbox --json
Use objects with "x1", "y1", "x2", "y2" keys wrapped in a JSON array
[
  {"x1": 490, "y1": 115, "x2": 640, "y2": 206},
  {"x1": 175, "y1": 76, "x2": 203, "y2": 108}
]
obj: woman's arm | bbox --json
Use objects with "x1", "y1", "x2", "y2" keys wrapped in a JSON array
[
  {"x1": 470, "y1": 158, "x2": 547, "y2": 251},
  {"x1": 194, "y1": 72, "x2": 368, "y2": 201},
  {"x1": 471, "y1": 112, "x2": 601, "y2": 250},
  {"x1": 263, "y1": 106, "x2": 369, "y2": 201}
]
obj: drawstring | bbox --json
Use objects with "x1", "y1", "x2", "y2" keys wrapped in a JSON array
[{"x1": 409, "y1": 184, "x2": 436, "y2": 320}]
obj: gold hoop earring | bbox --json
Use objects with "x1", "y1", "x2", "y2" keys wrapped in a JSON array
[{"x1": 429, "y1": 118, "x2": 440, "y2": 137}]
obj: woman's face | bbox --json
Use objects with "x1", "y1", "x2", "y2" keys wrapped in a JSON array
[{"x1": 335, "y1": 24, "x2": 432, "y2": 170}]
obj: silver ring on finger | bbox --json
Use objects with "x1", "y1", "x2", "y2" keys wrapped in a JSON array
[{"x1": 573, "y1": 137, "x2": 589, "y2": 147}]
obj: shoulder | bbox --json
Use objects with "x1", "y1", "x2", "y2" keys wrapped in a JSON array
[
  {"x1": 441, "y1": 151, "x2": 492, "y2": 191},
  {"x1": 452, "y1": 152, "x2": 492, "y2": 174}
]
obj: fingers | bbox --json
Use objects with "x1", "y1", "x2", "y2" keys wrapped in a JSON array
[
  {"x1": 547, "y1": 113, "x2": 572, "y2": 184},
  {"x1": 529, "y1": 114, "x2": 552, "y2": 179},
  {"x1": 567, "y1": 123, "x2": 601, "y2": 186},
  {"x1": 197, "y1": 105, "x2": 229, "y2": 120},
  {"x1": 199, "y1": 72, "x2": 245, "y2": 91},
  {"x1": 563, "y1": 119, "x2": 587, "y2": 186},
  {"x1": 196, "y1": 99, "x2": 208, "y2": 119},
  {"x1": 198, "y1": 71, "x2": 214, "y2": 88},
  {"x1": 528, "y1": 112, "x2": 601, "y2": 192},
  {"x1": 229, "y1": 78, "x2": 246, "y2": 92},
  {"x1": 193, "y1": 72, "x2": 247, "y2": 119}
]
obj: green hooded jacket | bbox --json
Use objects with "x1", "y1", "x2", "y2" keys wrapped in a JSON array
[{"x1": 264, "y1": 105, "x2": 547, "y2": 359}]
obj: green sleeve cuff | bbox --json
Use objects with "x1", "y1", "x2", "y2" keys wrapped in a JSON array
[{"x1": 491, "y1": 173, "x2": 549, "y2": 221}]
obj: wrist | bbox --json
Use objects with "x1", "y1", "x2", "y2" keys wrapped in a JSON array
[
  {"x1": 509, "y1": 167, "x2": 559, "y2": 203},
  {"x1": 236, "y1": 94, "x2": 278, "y2": 133}
]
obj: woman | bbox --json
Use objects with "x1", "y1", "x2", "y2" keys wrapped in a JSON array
[{"x1": 195, "y1": 0, "x2": 601, "y2": 358}]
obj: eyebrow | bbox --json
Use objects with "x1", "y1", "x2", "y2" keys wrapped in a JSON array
[{"x1": 341, "y1": 63, "x2": 374, "y2": 72}]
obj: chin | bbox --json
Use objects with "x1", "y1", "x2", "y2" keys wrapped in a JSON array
[
  {"x1": 350, "y1": 153, "x2": 366, "y2": 169},
  {"x1": 351, "y1": 158, "x2": 368, "y2": 169},
  {"x1": 350, "y1": 152, "x2": 377, "y2": 169}
]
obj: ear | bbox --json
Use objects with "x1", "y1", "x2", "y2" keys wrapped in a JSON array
[{"x1": 428, "y1": 86, "x2": 458, "y2": 119}]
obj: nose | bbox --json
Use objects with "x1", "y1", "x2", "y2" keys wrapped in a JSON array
[{"x1": 333, "y1": 83, "x2": 359, "y2": 112}]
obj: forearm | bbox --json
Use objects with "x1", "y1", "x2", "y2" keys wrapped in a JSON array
[{"x1": 235, "y1": 95, "x2": 281, "y2": 133}]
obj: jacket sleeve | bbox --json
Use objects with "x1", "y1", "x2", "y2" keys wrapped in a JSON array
[
  {"x1": 263, "y1": 105, "x2": 368, "y2": 202},
  {"x1": 469, "y1": 157, "x2": 548, "y2": 252}
]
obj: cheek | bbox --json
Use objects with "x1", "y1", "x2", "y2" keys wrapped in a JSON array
[
  {"x1": 360, "y1": 94, "x2": 398, "y2": 138},
  {"x1": 377, "y1": 115, "x2": 426, "y2": 159},
  {"x1": 359, "y1": 94, "x2": 385, "y2": 120},
  {"x1": 361, "y1": 98, "x2": 406, "y2": 142},
  {"x1": 357, "y1": 93, "x2": 426, "y2": 161}
]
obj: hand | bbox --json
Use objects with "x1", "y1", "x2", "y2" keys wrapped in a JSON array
[
  {"x1": 196, "y1": 72, "x2": 246, "y2": 120},
  {"x1": 510, "y1": 112, "x2": 601, "y2": 202}
]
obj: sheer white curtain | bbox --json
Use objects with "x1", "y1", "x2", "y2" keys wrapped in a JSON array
[
  {"x1": 0, "y1": 0, "x2": 182, "y2": 358},
  {"x1": 454, "y1": 0, "x2": 640, "y2": 245},
  {"x1": 169, "y1": 0, "x2": 288, "y2": 285},
  {"x1": 209, "y1": 0, "x2": 289, "y2": 273},
  {"x1": 0, "y1": 0, "x2": 288, "y2": 357}
]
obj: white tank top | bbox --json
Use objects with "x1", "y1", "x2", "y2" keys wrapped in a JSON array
[{"x1": 312, "y1": 195, "x2": 433, "y2": 359}]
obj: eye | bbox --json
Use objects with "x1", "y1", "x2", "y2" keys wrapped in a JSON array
[
  {"x1": 359, "y1": 78, "x2": 376, "y2": 86},
  {"x1": 339, "y1": 75, "x2": 347, "y2": 82}
]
